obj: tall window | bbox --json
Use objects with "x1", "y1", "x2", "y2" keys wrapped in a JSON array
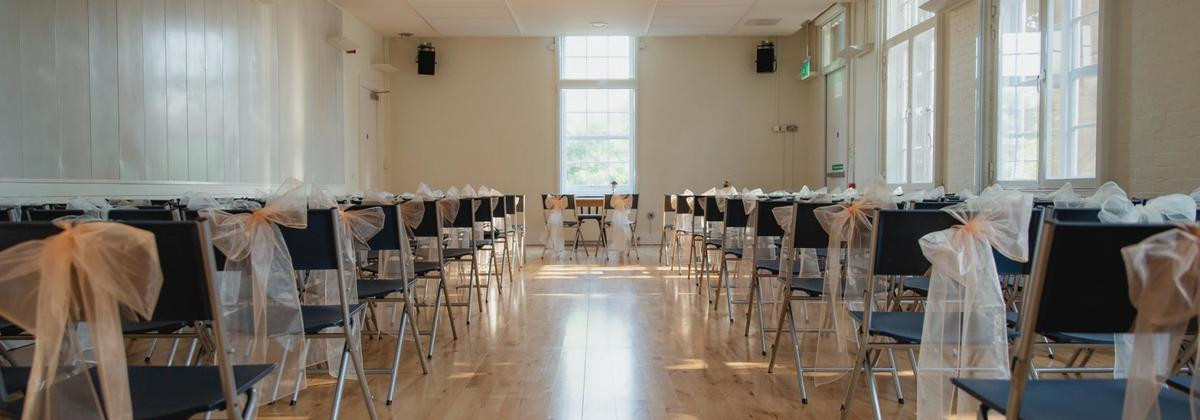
[
  {"x1": 996, "y1": 0, "x2": 1100, "y2": 186},
  {"x1": 559, "y1": 36, "x2": 636, "y2": 194},
  {"x1": 883, "y1": 0, "x2": 936, "y2": 187}
]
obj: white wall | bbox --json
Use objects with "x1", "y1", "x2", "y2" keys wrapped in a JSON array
[
  {"x1": 1109, "y1": 0, "x2": 1200, "y2": 196},
  {"x1": 383, "y1": 33, "x2": 817, "y2": 244},
  {"x1": 0, "y1": 0, "x2": 375, "y2": 199}
]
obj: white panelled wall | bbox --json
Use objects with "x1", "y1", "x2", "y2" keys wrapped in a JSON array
[{"x1": 0, "y1": 0, "x2": 361, "y2": 198}]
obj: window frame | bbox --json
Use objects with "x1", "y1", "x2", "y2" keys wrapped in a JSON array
[
  {"x1": 556, "y1": 36, "x2": 638, "y2": 196},
  {"x1": 881, "y1": 2, "x2": 938, "y2": 190},
  {"x1": 990, "y1": 0, "x2": 1104, "y2": 190}
]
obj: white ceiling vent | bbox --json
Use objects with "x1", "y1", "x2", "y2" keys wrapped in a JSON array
[{"x1": 742, "y1": 18, "x2": 782, "y2": 26}]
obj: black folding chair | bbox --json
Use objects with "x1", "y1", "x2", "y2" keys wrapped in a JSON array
[
  {"x1": 743, "y1": 199, "x2": 794, "y2": 355},
  {"x1": 1052, "y1": 208, "x2": 1101, "y2": 222},
  {"x1": 408, "y1": 200, "x2": 459, "y2": 359},
  {"x1": 602, "y1": 193, "x2": 640, "y2": 260},
  {"x1": 0, "y1": 221, "x2": 273, "y2": 420},
  {"x1": 952, "y1": 221, "x2": 1191, "y2": 419},
  {"x1": 841, "y1": 209, "x2": 962, "y2": 418},
  {"x1": 540, "y1": 194, "x2": 582, "y2": 259},
  {"x1": 514, "y1": 194, "x2": 528, "y2": 266},
  {"x1": 109, "y1": 208, "x2": 180, "y2": 221},
  {"x1": 277, "y1": 209, "x2": 377, "y2": 419},
  {"x1": 658, "y1": 194, "x2": 676, "y2": 264},
  {"x1": 26, "y1": 209, "x2": 85, "y2": 221},
  {"x1": 670, "y1": 195, "x2": 696, "y2": 272},
  {"x1": 711, "y1": 197, "x2": 750, "y2": 319},
  {"x1": 344, "y1": 204, "x2": 428, "y2": 405},
  {"x1": 0, "y1": 208, "x2": 13, "y2": 222}
]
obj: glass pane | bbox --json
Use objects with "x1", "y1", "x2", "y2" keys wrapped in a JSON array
[
  {"x1": 564, "y1": 57, "x2": 586, "y2": 80},
  {"x1": 587, "y1": 36, "x2": 608, "y2": 57},
  {"x1": 585, "y1": 113, "x2": 609, "y2": 135},
  {"x1": 1075, "y1": 74, "x2": 1097, "y2": 125},
  {"x1": 1078, "y1": 13, "x2": 1099, "y2": 67},
  {"x1": 564, "y1": 113, "x2": 586, "y2": 136},
  {"x1": 608, "y1": 57, "x2": 630, "y2": 80},
  {"x1": 910, "y1": 28, "x2": 936, "y2": 184},
  {"x1": 887, "y1": 0, "x2": 933, "y2": 39},
  {"x1": 996, "y1": 0, "x2": 1041, "y2": 181},
  {"x1": 609, "y1": 113, "x2": 630, "y2": 136},
  {"x1": 609, "y1": 89, "x2": 631, "y2": 112},
  {"x1": 608, "y1": 36, "x2": 630, "y2": 57},
  {"x1": 564, "y1": 36, "x2": 587, "y2": 57},
  {"x1": 885, "y1": 41, "x2": 909, "y2": 184},
  {"x1": 564, "y1": 90, "x2": 586, "y2": 113},
  {"x1": 586, "y1": 58, "x2": 608, "y2": 79},
  {"x1": 587, "y1": 89, "x2": 609, "y2": 111}
]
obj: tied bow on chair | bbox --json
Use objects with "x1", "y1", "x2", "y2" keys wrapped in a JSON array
[
  {"x1": 608, "y1": 195, "x2": 635, "y2": 255},
  {"x1": 915, "y1": 187, "x2": 1032, "y2": 420},
  {"x1": 203, "y1": 178, "x2": 308, "y2": 403},
  {"x1": 1120, "y1": 223, "x2": 1200, "y2": 420},
  {"x1": 542, "y1": 195, "x2": 570, "y2": 255},
  {"x1": 809, "y1": 177, "x2": 896, "y2": 379},
  {"x1": 0, "y1": 219, "x2": 163, "y2": 420}
]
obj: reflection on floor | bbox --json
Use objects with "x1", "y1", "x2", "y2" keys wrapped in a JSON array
[{"x1": 235, "y1": 246, "x2": 909, "y2": 419}]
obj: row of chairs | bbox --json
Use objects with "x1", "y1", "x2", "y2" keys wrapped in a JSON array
[
  {"x1": 654, "y1": 191, "x2": 1197, "y2": 419},
  {"x1": 538, "y1": 193, "x2": 641, "y2": 259},
  {"x1": 0, "y1": 193, "x2": 532, "y2": 419}
]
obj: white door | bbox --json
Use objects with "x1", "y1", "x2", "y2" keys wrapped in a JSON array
[
  {"x1": 359, "y1": 86, "x2": 379, "y2": 191},
  {"x1": 825, "y1": 67, "x2": 849, "y2": 189}
]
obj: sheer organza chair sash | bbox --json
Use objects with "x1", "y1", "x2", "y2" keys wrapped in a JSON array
[
  {"x1": 0, "y1": 219, "x2": 164, "y2": 420},
  {"x1": 915, "y1": 188, "x2": 1032, "y2": 419}
]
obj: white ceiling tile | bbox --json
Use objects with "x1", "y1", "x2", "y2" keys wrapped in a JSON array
[
  {"x1": 653, "y1": 5, "x2": 748, "y2": 17},
  {"x1": 407, "y1": 0, "x2": 506, "y2": 7},
  {"x1": 646, "y1": 26, "x2": 731, "y2": 36},
  {"x1": 657, "y1": 0, "x2": 755, "y2": 6},
  {"x1": 428, "y1": 17, "x2": 519, "y2": 30},
  {"x1": 416, "y1": 6, "x2": 511, "y2": 19},
  {"x1": 652, "y1": 15, "x2": 741, "y2": 27}
]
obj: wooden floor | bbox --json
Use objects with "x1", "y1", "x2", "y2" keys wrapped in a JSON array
[{"x1": 253, "y1": 246, "x2": 921, "y2": 419}]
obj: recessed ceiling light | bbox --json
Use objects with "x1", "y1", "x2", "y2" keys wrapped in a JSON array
[{"x1": 590, "y1": 21, "x2": 608, "y2": 28}]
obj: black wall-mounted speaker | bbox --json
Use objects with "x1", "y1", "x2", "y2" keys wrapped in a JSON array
[
  {"x1": 756, "y1": 41, "x2": 776, "y2": 74},
  {"x1": 417, "y1": 43, "x2": 436, "y2": 76}
]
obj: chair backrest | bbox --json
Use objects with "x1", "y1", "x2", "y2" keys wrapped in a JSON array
[
  {"x1": 870, "y1": 209, "x2": 962, "y2": 276},
  {"x1": 108, "y1": 209, "x2": 178, "y2": 221},
  {"x1": 475, "y1": 197, "x2": 497, "y2": 222},
  {"x1": 346, "y1": 204, "x2": 401, "y2": 251},
  {"x1": 277, "y1": 209, "x2": 342, "y2": 271},
  {"x1": 0, "y1": 221, "x2": 218, "y2": 323},
  {"x1": 674, "y1": 195, "x2": 692, "y2": 215},
  {"x1": 692, "y1": 197, "x2": 706, "y2": 217},
  {"x1": 540, "y1": 194, "x2": 577, "y2": 211},
  {"x1": 663, "y1": 195, "x2": 674, "y2": 213},
  {"x1": 753, "y1": 200, "x2": 791, "y2": 238},
  {"x1": 27, "y1": 209, "x2": 85, "y2": 221},
  {"x1": 722, "y1": 199, "x2": 749, "y2": 229},
  {"x1": 912, "y1": 201, "x2": 957, "y2": 210},
  {"x1": 0, "y1": 208, "x2": 13, "y2": 222},
  {"x1": 703, "y1": 197, "x2": 724, "y2": 222},
  {"x1": 1028, "y1": 221, "x2": 1173, "y2": 334},
  {"x1": 491, "y1": 196, "x2": 507, "y2": 218},
  {"x1": 411, "y1": 200, "x2": 441, "y2": 238},
  {"x1": 448, "y1": 198, "x2": 474, "y2": 228},
  {"x1": 792, "y1": 202, "x2": 831, "y2": 249},
  {"x1": 994, "y1": 208, "x2": 1046, "y2": 276},
  {"x1": 1052, "y1": 208, "x2": 1100, "y2": 222},
  {"x1": 515, "y1": 195, "x2": 525, "y2": 213},
  {"x1": 503, "y1": 195, "x2": 517, "y2": 215},
  {"x1": 603, "y1": 194, "x2": 640, "y2": 210}
]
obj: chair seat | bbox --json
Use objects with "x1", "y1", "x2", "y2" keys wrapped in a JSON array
[
  {"x1": 663, "y1": 223, "x2": 674, "y2": 229},
  {"x1": 1166, "y1": 376, "x2": 1194, "y2": 393},
  {"x1": 850, "y1": 311, "x2": 925, "y2": 343},
  {"x1": 950, "y1": 378, "x2": 1192, "y2": 420},
  {"x1": 755, "y1": 260, "x2": 815, "y2": 275},
  {"x1": 1043, "y1": 332, "x2": 1116, "y2": 345},
  {"x1": 789, "y1": 277, "x2": 825, "y2": 296},
  {"x1": 901, "y1": 276, "x2": 931, "y2": 296},
  {"x1": 121, "y1": 321, "x2": 190, "y2": 335},
  {"x1": 578, "y1": 214, "x2": 602, "y2": 221},
  {"x1": 302, "y1": 304, "x2": 366, "y2": 334},
  {"x1": 563, "y1": 220, "x2": 580, "y2": 227},
  {"x1": 1, "y1": 365, "x2": 274, "y2": 420},
  {"x1": 414, "y1": 261, "x2": 441, "y2": 275},
  {"x1": 357, "y1": 280, "x2": 409, "y2": 300},
  {"x1": 442, "y1": 248, "x2": 474, "y2": 260},
  {"x1": 0, "y1": 320, "x2": 187, "y2": 336}
]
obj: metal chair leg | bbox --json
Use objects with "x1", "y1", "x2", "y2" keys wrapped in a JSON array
[
  {"x1": 329, "y1": 346, "x2": 352, "y2": 419},
  {"x1": 886, "y1": 349, "x2": 904, "y2": 404},
  {"x1": 784, "y1": 299, "x2": 809, "y2": 404},
  {"x1": 347, "y1": 331, "x2": 379, "y2": 420},
  {"x1": 289, "y1": 339, "x2": 313, "y2": 405}
]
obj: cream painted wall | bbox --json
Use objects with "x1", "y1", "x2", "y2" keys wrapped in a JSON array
[
  {"x1": 1109, "y1": 0, "x2": 1200, "y2": 196},
  {"x1": 383, "y1": 33, "x2": 818, "y2": 244},
  {"x1": 341, "y1": 9, "x2": 387, "y2": 193}
]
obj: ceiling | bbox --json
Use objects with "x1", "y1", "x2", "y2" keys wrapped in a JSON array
[{"x1": 332, "y1": 0, "x2": 831, "y2": 38}]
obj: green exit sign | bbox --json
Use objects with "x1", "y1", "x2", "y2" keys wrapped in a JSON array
[
  {"x1": 831, "y1": 163, "x2": 844, "y2": 171},
  {"x1": 799, "y1": 56, "x2": 812, "y2": 80}
]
